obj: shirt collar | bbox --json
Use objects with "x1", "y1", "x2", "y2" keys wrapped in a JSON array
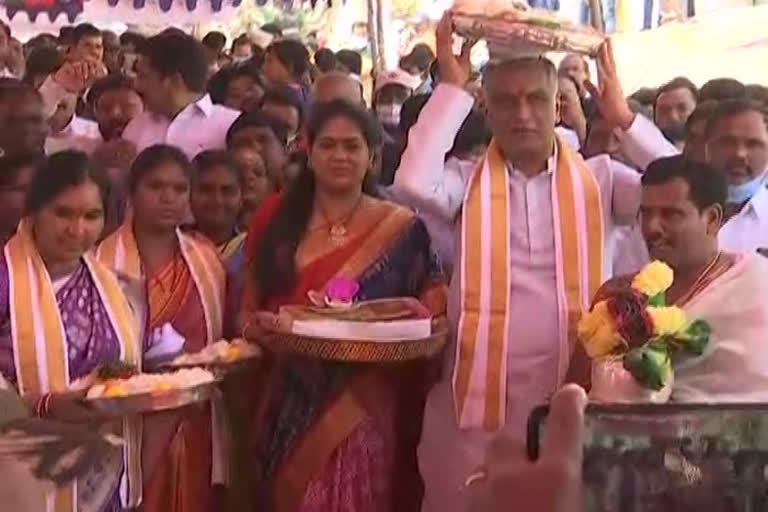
[
  {"x1": 744, "y1": 185, "x2": 768, "y2": 222},
  {"x1": 192, "y1": 94, "x2": 214, "y2": 118}
]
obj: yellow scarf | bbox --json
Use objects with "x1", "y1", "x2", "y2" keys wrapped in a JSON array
[
  {"x1": 5, "y1": 220, "x2": 143, "y2": 510},
  {"x1": 96, "y1": 222, "x2": 225, "y2": 344},
  {"x1": 452, "y1": 137, "x2": 604, "y2": 431}
]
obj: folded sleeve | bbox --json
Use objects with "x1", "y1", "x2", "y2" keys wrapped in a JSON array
[
  {"x1": 617, "y1": 114, "x2": 679, "y2": 171},
  {"x1": 392, "y1": 84, "x2": 474, "y2": 222}
]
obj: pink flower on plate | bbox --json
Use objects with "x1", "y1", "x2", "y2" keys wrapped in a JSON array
[{"x1": 324, "y1": 278, "x2": 360, "y2": 307}]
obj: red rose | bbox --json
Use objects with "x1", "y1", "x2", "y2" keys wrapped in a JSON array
[{"x1": 606, "y1": 290, "x2": 654, "y2": 349}]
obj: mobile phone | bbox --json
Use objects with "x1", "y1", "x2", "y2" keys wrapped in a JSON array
[{"x1": 527, "y1": 403, "x2": 768, "y2": 511}]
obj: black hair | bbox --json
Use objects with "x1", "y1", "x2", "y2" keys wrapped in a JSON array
[
  {"x1": 407, "y1": 44, "x2": 435, "y2": 73},
  {"x1": 698, "y1": 78, "x2": 746, "y2": 103},
  {"x1": 314, "y1": 48, "x2": 337, "y2": 73},
  {"x1": 208, "y1": 64, "x2": 263, "y2": 105},
  {"x1": 192, "y1": 150, "x2": 244, "y2": 188},
  {"x1": 629, "y1": 87, "x2": 658, "y2": 107},
  {"x1": 0, "y1": 152, "x2": 42, "y2": 187},
  {"x1": 119, "y1": 32, "x2": 145, "y2": 50},
  {"x1": 58, "y1": 26, "x2": 75, "y2": 45},
  {"x1": 449, "y1": 110, "x2": 491, "y2": 159},
  {"x1": 704, "y1": 98, "x2": 768, "y2": 137},
  {"x1": 261, "y1": 85, "x2": 304, "y2": 127},
  {"x1": 25, "y1": 150, "x2": 109, "y2": 214},
  {"x1": 642, "y1": 155, "x2": 727, "y2": 213},
  {"x1": 202, "y1": 31, "x2": 227, "y2": 52},
  {"x1": 745, "y1": 84, "x2": 768, "y2": 107},
  {"x1": 87, "y1": 73, "x2": 137, "y2": 107},
  {"x1": 429, "y1": 59, "x2": 440, "y2": 83},
  {"x1": 483, "y1": 57, "x2": 557, "y2": 89},
  {"x1": 253, "y1": 100, "x2": 382, "y2": 298},
  {"x1": 398, "y1": 93, "x2": 430, "y2": 135},
  {"x1": 226, "y1": 110, "x2": 290, "y2": 148},
  {"x1": 335, "y1": 49, "x2": 362, "y2": 75},
  {"x1": 0, "y1": 21, "x2": 9, "y2": 38},
  {"x1": 23, "y1": 46, "x2": 64, "y2": 85},
  {"x1": 232, "y1": 34, "x2": 251, "y2": 50},
  {"x1": 128, "y1": 144, "x2": 191, "y2": 193},
  {"x1": 138, "y1": 33, "x2": 208, "y2": 93},
  {"x1": 266, "y1": 40, "x2": 310, "y2": 81},
  {"x1": 654, "y1": 76, "x2": 698, "y2": 107},
  {"x1": 685, "y1": 99, "x2": 719, "y2": 132},
  {"x1": 25, "y1": 33, "x2": 58, "y2": 52},
  {"x1": 73, "y1": 23, "x2": 101, "y2": 46}
]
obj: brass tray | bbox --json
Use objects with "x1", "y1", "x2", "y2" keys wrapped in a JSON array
[
  {"x1": 259, "y1": 323, "x2": 449, "y2": 363},
  {"x1": 86, "y1": 381, "x2": 217, "y2": 416}
]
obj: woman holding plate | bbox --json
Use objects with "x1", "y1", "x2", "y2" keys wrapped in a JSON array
[
  {"x1": 240, "y1": 100, "x2": 446, "y2": 511},
  {"x1": 96, "y1": 145, "x2": 226, "y2": 512},
  {"x1": 0, "y1": 151, "x2": 142, "y2": 512}
]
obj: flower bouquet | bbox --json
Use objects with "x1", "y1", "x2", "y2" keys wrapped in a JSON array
[{"x1": 577, "y1": 261, "x2": 711, "y2": 403}]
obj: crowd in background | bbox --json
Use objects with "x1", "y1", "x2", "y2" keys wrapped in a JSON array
[{"x1": 1, "y1": 10, "x2": 768, "y2": 512}]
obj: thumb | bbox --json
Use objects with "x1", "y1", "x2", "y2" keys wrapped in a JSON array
[
  {"x1": 540, "y1": 384, "x2": 587, "y2": 465},
  {"x1": 459, "y1": 37, "x2": 477, "y2": 67}
]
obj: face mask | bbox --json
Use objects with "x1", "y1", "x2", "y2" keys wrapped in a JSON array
[
  {"x1": 728, "y1": 172, "x2": 766, "y2": 204},
  {"x1": 376, "y1": 104, "x2": 402, "y2": 127}
]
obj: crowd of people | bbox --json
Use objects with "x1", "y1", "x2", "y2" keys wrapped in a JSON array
[{"x1": 1, "y1": 7, "x2": 768, "y2": 512}]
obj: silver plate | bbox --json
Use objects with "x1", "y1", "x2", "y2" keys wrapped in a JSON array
[{"x1": 86, "y1": 381, "x2": 217, "y2": 416}]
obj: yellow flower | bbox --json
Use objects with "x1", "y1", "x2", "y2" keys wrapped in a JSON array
[
  {"x1": 577, "y1": 301, "x2": 623, "y2": 358},
  {"x1": 632, "y1": 261, "x2": 674, "y2": 297},
  {"x1": 647, "y1": 306, "x2": 688, "y2": 336}
]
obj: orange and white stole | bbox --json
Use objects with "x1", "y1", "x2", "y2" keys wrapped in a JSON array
[
  {"x1": 95, "y1": 222, "x2": 227, "y2": 481},
  {"x1": 5, "y1": 220, "x2": 143, "y2": 511},
  {"x1": 452, "y1": 137, "x2": 604, "y2": 431}
]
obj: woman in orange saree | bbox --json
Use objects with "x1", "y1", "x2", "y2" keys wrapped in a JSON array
[
  {"x1": 241, "y1": 100, "x2": 446, "y2": 512},
  {"x1": 96, "y1": 145, "x2": 226, "y2": 512}
]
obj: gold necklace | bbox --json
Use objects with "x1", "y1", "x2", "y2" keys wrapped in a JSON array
[
  {"x1": 675, "y1": 251, "x2": 721, "y2": 305},
  {"x1": 317, "y1": 195, "x2": 364, "y2": 246}
]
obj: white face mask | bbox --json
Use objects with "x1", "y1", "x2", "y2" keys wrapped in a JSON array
[{"x1": 376, "y1": 103, "x2": 402, "y2": 127}]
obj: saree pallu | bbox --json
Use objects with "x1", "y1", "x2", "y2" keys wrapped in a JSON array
[
  {"x1": 249, "y1": 200, "x2": 445, "y2": 512},
  {"x1": 0, "y1": 238, "x2": 141, "y2": 512},
  {"x1": 97, "y1": 224, "x2": 226, "y2": 512},
  {"x1": 139, "y1": 254, "x2": 214, "y2": 512}
]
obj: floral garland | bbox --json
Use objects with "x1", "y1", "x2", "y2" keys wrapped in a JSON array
[{"x1": 577, "y1": 261, "x2": 711, "y2": 391}]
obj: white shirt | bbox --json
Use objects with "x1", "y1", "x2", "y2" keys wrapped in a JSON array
[
  {"x1": 393, "y1": 84, "x2": 675, "y2": 512},
  {"x1": 122, "y1": 95, "x2": 239, "y2": 159},
  {"x1": 45, "y1": 116, "x2": 102, "y2": 155},
  {"x1": 719, "y1": 185, "x2": 768, "y2": 253}
]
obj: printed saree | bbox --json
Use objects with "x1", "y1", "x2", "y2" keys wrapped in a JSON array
[
  {"x1": 246, "y1": 197, "x2": 445, "y2": 512},
  {"x1": 0, "y1": 239, "x2": 140, "y2": 512}
]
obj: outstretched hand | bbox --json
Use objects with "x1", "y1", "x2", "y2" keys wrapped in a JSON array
[
  {"x1": 436, "y1": 12, "x2": 477, "y2": 88},
  {"x1": 585, "y1": 39, "x2": 635, "y2": 131}
]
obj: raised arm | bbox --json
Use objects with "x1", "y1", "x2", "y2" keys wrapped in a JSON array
[
  {"x1": 392, "y1": 14, "x2": 475, "y2": 222},
  {"x1": 587, "y1": 39, "x2": 678, "y2": 172}
]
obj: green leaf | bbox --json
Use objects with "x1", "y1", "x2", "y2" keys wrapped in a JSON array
[
  {"x1": 623, "y1": 345, "x2": 672, "y2": 391},
  {"x1": 673, "y1": 319, "x2": 711, "y2": 356},
  {"x1": 648, "y1": 292, "x2": 666, "y2": 307}
]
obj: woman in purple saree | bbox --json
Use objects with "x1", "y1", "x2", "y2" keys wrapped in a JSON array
[{"x1": 0, "y1": 151, "x2": 141, "y2": 512}]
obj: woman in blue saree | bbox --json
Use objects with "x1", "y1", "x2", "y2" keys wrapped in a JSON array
[{"x1": 240, "y1": 100, "x2": 446, "y2": 512}]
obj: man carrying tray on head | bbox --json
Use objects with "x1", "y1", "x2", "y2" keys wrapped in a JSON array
[{"x1": 392, "y1": 12, "x2": 677, "y2": 512}]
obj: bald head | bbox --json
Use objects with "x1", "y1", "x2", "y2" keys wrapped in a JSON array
[
  {"x1": 558, "y1": 53, "x2": 589, "y2": 96},
  {"x1": 312, "y1": 72, "x2": 364, "y2": 106}
]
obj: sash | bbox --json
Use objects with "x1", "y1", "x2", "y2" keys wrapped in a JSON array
[
  {"x1": 218, "y1": 232, "x2": 247, "y2": 261},
  {"x1": 5, "y1": 220, "x2": 143, "y2": 510},
  {"x1": 96, "y1": 223, "x2": 225, "y2": 344},
  {"x1": 96, "y1": 222, "x2": 227, "y2": 482},
  {"x1": 452, "y1": 136, "x2": 604, "y2": 431}
]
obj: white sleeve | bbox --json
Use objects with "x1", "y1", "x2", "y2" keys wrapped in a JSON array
[
  {"x1": 38, "y1": 76, "x2": 74, "y2": 120},
  {"x1": 617, "y1": 114, "x2": 679, "y2": 171},
  {"x1": 392, "y1": 83, "x2": 474, "y2": 222},
  {"x1": 609, "y1": 158, "x2": 642, "y2": 226}
]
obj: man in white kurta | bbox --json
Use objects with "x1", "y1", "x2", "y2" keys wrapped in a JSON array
[{"x1": 392, "y1": 17, "x2": 676, "y2": 512}]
